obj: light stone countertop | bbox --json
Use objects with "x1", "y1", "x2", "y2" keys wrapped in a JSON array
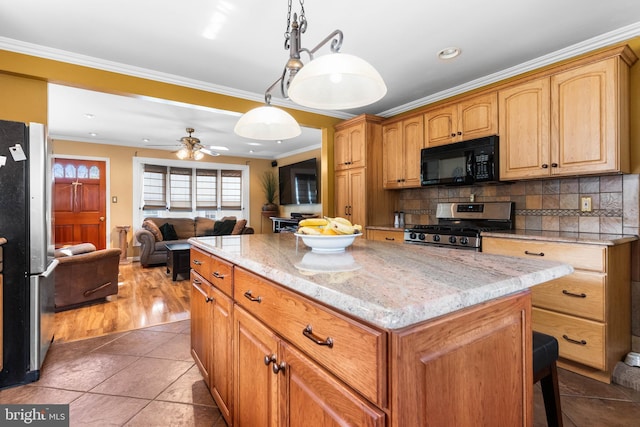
[
  {"x1": 482, "y1": 229, "x2": 638, "y2": 246},
  {"x1": 189, "y1": 233, "x2": 573, "y2": 330}
]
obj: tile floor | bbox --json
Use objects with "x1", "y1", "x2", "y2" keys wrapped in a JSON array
[
  {"x1": 0, "y1": 320, "x2": 226, "y2": 426},
  {"x1": 2, "y1": 319, "x2": 640, "y2": 426}
]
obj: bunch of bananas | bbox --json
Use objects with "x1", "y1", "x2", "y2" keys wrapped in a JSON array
[{"x1": 297, "y1": 217, "x2": 362, "y2": 235}]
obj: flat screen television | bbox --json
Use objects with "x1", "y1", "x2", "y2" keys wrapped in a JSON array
[{"x1": 278, "y1": 158, "x2": 319, "y2": 205}]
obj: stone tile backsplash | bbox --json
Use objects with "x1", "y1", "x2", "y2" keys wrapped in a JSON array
[{"x1": 398, "y1": 174, "x2": 640, "y2": 237}]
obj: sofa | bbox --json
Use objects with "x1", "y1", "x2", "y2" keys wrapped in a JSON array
[
  {"x1": 54, "y1": 243, "x2": 121, "y2": 311},
  {"x1": 135, "y1": 216, "x2": 254, "y2": 267}
]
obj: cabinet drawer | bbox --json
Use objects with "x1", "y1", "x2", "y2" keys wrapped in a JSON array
[
  {"x1": 190, "y1": 247, "x2": 211, "y2": 278},
  {"x1": 210, "y1": 256, "x2": 233, "y2": 297},
  {"x1": 234, "y1": 267, "x2": 386, "y2": 406},
  {"x1": 483, "y1": 238, "x2": 606, "y2": 272},
  {"x1": 368, "y1": 229, "x2": 404, "y2": 243},
  {"x1": 532, "y1": 307, "x2": 605, "y2": 370},
  {"x1": 532, "y1": 271, "x2": 605, "y2": 321}
]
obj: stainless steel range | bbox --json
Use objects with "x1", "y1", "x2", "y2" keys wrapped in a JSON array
[{"x1": 404, "y1": 202, "x2": 514, "y2": 251}]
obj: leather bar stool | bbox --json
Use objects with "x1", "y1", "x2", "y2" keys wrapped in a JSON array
[{"x1": 533, "y1": 331, "x2": 563, "y2": 427}]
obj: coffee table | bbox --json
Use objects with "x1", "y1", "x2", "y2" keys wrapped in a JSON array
[{"x1": 165, "y1": 242, "x2": 191, "y2": 281}]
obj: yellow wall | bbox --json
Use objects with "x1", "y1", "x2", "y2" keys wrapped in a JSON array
[{"x1": 628, "y1": 37, "x2": 640, "y2": 173}]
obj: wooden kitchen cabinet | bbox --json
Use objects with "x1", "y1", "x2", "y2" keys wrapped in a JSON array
[
  {"x1": 382, "y1": 115, "x2": 423, "y2": 189},
  {"x1": 368, "y1": 228, "x2": 404, "y2": 243},
  {"x1": 498, "y1": 45, "x2": 636, "y2": 180},
  {"x1": 233, "y1": 267, "x2": 386, "y2": 427},
  {"x1": 334, "y1": 115, "x2": 395, "y2": 235},
  {"x1": 190, "y1": 250, "x2": 234, "y2": 425},
  {"x1": 483, "y1": 236, "x2": 631, "y2": 383},
  {"x1": 191, "y1": 271, "x2": 212, "y2": 386},
  {"x1": 424, "y1": 92, "x2": 497, "y2": 147},
  {"x1": 334, "y1": 121, "x2": 365, "y2": 171}
]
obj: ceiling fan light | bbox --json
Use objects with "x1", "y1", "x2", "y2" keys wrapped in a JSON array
[
  {"x1": 288, "y1": 53, "x2": 387, "y2": 110},
  {"x1": 193, "y1": 150, "x2": 204, "y2": 160},
  {"x1": 176, "y1": 147, "x2": 189, "y2": 160},
  {"x1": 234, "y1": 105, "x2": 301, "y2": 140}
]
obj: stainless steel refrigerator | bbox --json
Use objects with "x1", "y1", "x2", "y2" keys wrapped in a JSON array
[{"x1": 0, "y1": 120, "x2": 57, "y2": 389}]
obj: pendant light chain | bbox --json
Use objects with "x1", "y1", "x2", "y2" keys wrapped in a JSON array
[{"x1": 284, "y1": 0, "x2": 307, "y2": 50}]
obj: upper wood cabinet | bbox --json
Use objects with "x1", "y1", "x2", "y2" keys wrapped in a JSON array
[
  {"x1": 382, "y1": 115, "x2": 424, "y2": 189},
  {"x1": 334, "y1": 122, "x2": 366, "y2": 171},
  {"x1": 499, "y1": 46, "x2": 636, "y2": 180},
  {"x1": 424, "y1": 92, "x2": 497, "y2": 147}
]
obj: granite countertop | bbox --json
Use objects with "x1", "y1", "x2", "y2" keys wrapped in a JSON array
[
  {"x1": 482, "y1": 229, "x2": 639, "y2": 246},
  {"x1": 190, "y1": 233, "x2": 572, "y2": 330},
  {"x1": 366, "y1": 225, "x2": 404, "y2": 232}
]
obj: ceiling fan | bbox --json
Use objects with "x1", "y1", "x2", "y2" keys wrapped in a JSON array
[{"x1": 176, "y1": 128, "x2": 220, "y2": 160}]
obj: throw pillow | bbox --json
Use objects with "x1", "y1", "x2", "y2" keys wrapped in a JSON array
[
  {"x1": 159, "y1": 222, "x2": 179, "y2": 241},
  {"x1": 212, "y1": 219, "x2": 237, "y2": 236},
  {"x1": 231, "y1": 219, "x2": 247, "y2": 235},
  {"x1": 142, "y1": 220, "x2": 163, "y2": 242}
]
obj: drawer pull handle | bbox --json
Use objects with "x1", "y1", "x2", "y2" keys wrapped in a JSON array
[
  {"x1": 192, "y1": 259, "x2": 202, "y2": 265},
  {"x1": 212, "y1": 271, "x2": 225, "y2": 279},
  {"x1": 385, "y1": 237, "x2": 395, "y2": 241},
  {"x1": 192, "y1": 280, "x2": 212, "y2": 302},
  {"x1": 244, "y1": 290, "x2": 262, "y2": 303},
  {"x1": 562, "y1": 334, "x2": 587, "y2": 346},
  {"x1": 524, "y1": 250, "x2": 544, "y2": 257},
  {"x1": 303, "y1": 325, "x2": 334, "y2": 348},
  {"x1": 562, "y1": 290, "x2": 587, "y2": 298}
]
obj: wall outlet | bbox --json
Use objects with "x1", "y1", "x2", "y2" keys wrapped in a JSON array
[{"x1": 580, "y1": 196, "x2": 592, "y2": 212}]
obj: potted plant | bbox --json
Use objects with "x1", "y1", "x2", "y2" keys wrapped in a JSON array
[{"x1": 260, "y1": 170, "x2": 279, "y2": 214}]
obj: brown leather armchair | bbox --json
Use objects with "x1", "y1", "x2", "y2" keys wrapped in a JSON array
[{"x1": 54, "y1": 243, "x2": 121, "y2": 311}]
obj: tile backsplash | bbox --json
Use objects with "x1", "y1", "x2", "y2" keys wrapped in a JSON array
[{"x1": 398, "y1": 174, "x2": 640, "y2": 237}]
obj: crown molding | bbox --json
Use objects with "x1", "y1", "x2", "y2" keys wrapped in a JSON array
[
  {"x1": 0, "y1": 37, "x2": 352, "y2": 120},
  {"x1": 379, "y1": 21, "x2": 640, "y2": 118}
]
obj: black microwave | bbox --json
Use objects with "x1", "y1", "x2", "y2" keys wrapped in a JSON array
[{"x1": 420, "y1": 135, "x2": 499, "y2": 186}]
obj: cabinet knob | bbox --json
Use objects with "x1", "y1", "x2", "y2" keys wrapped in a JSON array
[
  {"x1": 551, "y1": 163, "x2": 558, "y2": 168},
  {"x1": 451, "y1": 133, "x2": 456, "y2": 137},
  {"x1": 264, "y1": 354, "x2": 277, "y2": 366},
  {"x1": 272, "y1": 361, "x2": 286, "y2": 374},
  {"x1": 541, "y1": 164, "x2": 549, "y2": 169},
  {"x1": 457, "y1": 131, "x2": 462, "y2": 136}
]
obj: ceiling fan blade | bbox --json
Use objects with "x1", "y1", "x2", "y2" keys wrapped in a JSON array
[{"x1": 200, "y1": 147, "x2": 220, "y2": 156}]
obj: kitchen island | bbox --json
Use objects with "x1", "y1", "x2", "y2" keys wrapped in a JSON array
[{"x1": 189, "y1": 233, "x2": 573, "y2": 426}]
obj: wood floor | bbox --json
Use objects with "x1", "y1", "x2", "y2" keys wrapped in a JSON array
[{"x1": 53, "y1": 261, "x2": 191, "y2": 342}]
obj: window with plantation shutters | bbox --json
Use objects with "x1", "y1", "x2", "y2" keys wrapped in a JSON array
[
  {"x1": 142, "y1": 164, "x2": 167, "y2": 210},
  {"x1": 221, "y1": 169, "x2": 242, "y2": 210},
  {"x1": 196, "y1": 169, "x2": 217, "y2": 210},
  {"x1": 169, "y1": 167, "x2": 192, "y2": 211}
]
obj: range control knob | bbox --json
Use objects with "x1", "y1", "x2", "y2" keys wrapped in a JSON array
[
  {"x1": 432, "y1": 234, "x2": 440, "y2": 242},
  {"x1": 418, "y1": 233, "x2": 426, "y2": 241},
  {"x1": 448, "y1": 236, "x2": 457, "y2": 244},
  {"x1": 410, "y1": 232, "x2": 417, "y2": 240},
  {"x1": 460, "y1": 237, "x2": 469, "y2": 245}
]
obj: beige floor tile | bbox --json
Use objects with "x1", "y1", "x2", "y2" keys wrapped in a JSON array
[
  {"x1": 36, "y1": 353, "x2": 139, "y2": 392},
  {"x1": 95, "y1": 330, "x2": 177, "y2": 357},
  {"x1": 0, "y1": 384, "x2": 82, "y2": 404},
  {"x1": 90, "y1": 357, "x2": 193, "y2": 399},
  {"x1": 145, "y1": 333, "x2": 192, "y2": 361},
  {"x1": 68, "y1": 393, "x2": 149, "y2": 426},
  {"x1": 123, "y1": 400, "x2": 222, "y2": 426},
  {"x1": 156, "y1": 365, "x2": 217, "y2": 407},
  {"x1": 144, "y1": 319, "x2": 191, "y2": 334}
]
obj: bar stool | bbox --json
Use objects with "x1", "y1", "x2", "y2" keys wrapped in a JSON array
[{"x1": 533, "y1": 331, "x2": 563, "y2": 427}]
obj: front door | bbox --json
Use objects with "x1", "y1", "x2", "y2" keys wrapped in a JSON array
[{"x1": 53, "y1": 158, "x2": 107, "y2": 249}]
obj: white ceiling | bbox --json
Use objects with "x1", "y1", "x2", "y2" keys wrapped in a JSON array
[{"x1": 1, "y1": 0, "x2": 640, "y2": 159}]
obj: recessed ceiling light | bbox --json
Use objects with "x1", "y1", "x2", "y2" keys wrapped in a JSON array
[
  {"x1": 142, "y1": 138, "x2": 150, "y2": 143},
  {"x1": 89, "y1": 132, "x2": 97, "y2": 137},
  {"x1": 437, "y1": 47, "x2": 461, "y2": 60},
  {"x1": 277, "y1": 140, "x2": 282, "y2": 144},
  {"x1": 84, "y1": 113, "x2": 95, "y2": 119},
  {"x1": 249, "y1": 150, "x2": 254, "y2": 153}
]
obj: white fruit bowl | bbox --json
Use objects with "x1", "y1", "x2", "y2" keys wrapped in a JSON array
[{"x1": 294, "y1": 232, "x2": 361, "y2": 253}]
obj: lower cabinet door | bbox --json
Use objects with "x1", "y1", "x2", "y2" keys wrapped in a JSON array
[
  {"x1": 191, "y1": 272, "x2": 212, "y2": 385},
  {"x1": 234, "y1": 306, "x2": 279, "y2": 427},
  {"x1": 210, "y1": 285, "x2": 233, "y2": 425},
  {"x1": 280, "y1": 342, "x2": 386, "y2": 427}
]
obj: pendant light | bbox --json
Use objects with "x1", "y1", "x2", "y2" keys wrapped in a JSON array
[{"x1": 234, "y1": 0, "x2": 386, "y2": 140}]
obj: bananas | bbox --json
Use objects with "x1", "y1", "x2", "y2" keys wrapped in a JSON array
[{"x1": 297, "y1": 217, "x2": 361, "y2": 235}]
